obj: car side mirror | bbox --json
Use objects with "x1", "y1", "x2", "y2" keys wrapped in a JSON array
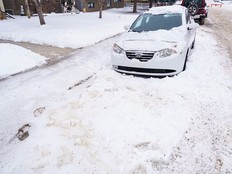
[
  {"x1": 187, "y1": 23, "x2": 199, "y2": 30},
  {"x1": 124, "y1": 25, "x2": 130, "y2": 30}
]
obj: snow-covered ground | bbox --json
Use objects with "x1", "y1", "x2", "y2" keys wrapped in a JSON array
[
  {"x1": 0, "y1": 6, "x2": 232, "y2": 174},
  {"x1": 0, "y1": 8, "x2": 139, "y2": 79},
  {"x1": 0, "y1": 44, "x2": 46, "y2": 78},
  {"x1": 222, "y1": 1, "x2": 232, "y2": 10},
  {"x1": 0, "y1": 8, "x2": 138, "y2": 49}
]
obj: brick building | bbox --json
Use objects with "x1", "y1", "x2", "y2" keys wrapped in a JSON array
[{"x1": 2, "y1": 0, "x2": 124, "y2": 15}]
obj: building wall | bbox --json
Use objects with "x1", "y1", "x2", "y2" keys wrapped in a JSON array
[
  {"x1": 85, "y1": 0, "x2": 104, "y2": 12},
  {"x1": 29, "y1": 0, "x2": 61, "y2": 14},
  {"x1": 3, "y1": 0, "x2": 61, "y2": 15},
  {"x1": 3, "y1": 0, "x2": 123, "y2": 15},
  {"x1": 40, "y1": 0, "x2": 61, "y2": 13},
  {"x1": 2, "y1": 0, "x2": 15, "y2": 10},
  {"x1": 85, "y1": 0, "x2": 124, "y2": 12},
  {"x1": 3, "y1": 0, "x2": 17, "y2": 15},
  {"x1": 75, "y1": 0, "x2": 84, "y2": 11},
  {"x1": 111, "y1": 0, "x2": 124, "y2": 8}
]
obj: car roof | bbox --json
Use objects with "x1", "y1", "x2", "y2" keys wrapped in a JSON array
[{"x1": 145, "y1": 5, "x2": 186, "y2": 15}]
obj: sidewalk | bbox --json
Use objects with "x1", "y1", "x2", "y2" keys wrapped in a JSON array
[
  {"x1": 0, "y1": 39, "x2": 77, "y2": 80},
  {"x1": 0, "y1": 39, "x2": 76, "y2": 64}
]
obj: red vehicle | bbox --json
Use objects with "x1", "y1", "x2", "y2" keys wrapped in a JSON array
[{"x1": 181, "y1": 0, "x2": 208, "y2": 25}]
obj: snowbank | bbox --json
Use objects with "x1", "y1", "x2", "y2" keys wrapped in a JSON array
[{"x1": 0, "y1": 44, "x2": 46, "y2": 78}]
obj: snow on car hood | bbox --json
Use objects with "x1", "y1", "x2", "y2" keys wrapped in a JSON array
[{"x1": 117, "y1": 27, "x2": 186, "y2": 52}]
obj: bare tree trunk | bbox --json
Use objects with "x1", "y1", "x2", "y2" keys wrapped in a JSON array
[
  {"x1": 149, "y1": 0, "x2": 153, "y2": 8},
  {"x1": 133, "y1": 0, "x2": 137, "y2": 13},
  {"x1": 24, "y1": 0, "x2": 31, "y2": 18},
  {"x1": 154, "y1": 0, "x2": 158, "y2": 6},
  {"x1": 32, "y1": 0, "x2": 45, "y2": 25},
  {"x1": 0, "y1": 0, "x2": 6, "y2": 20},
  {"x1": 98, "y1": 0, "x2": 103, "y2": 19},
  {"x1": 99, "y1": 4, "x2": 102, "y2": 18},
  {"x1": 0, "y1": 10, "x2": 5, "y2": 20}
]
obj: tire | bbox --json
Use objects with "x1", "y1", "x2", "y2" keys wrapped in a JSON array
[
  {"x1": 183, "y1": 50, "x2": 189, "y2": 71},
  {"x1": 188, "y1": 3, "x2": 198, "y2": 16},
  {"x1": 191, "y1": 39, "x2": 195, "y2": 49},
  {"x1": 199, "y1": 17, "x2": 205, "y2": 25}
]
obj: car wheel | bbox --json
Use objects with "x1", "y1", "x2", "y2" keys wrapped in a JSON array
[
  {"x1": 188, "y1": 2, "x2": 198, "y2": 16},
  {"x1": 183, "y1": 50, "x2": 189, "y2": 71},
  {"x1": 199, "y1": 17, "x2": 205, "y2": 25},
  {"x1": 191, "y1": 39, "x2": 195, "y2": 49}
]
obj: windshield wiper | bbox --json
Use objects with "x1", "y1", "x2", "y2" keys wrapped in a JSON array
[{"x1": 131, "y1": 29, "x2": 143, "y2": 33}]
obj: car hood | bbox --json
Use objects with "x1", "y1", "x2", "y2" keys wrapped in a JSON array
[{"x1": 117, "y1": 28, "x2": 186, "y2": 52}]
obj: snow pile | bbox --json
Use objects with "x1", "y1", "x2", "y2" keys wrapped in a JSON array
[
  {"x1": 0, "y1": 44, "x2": 46, "y2": 78},
  {"x1": 0, "y1": 9, "x2": 139, "y2": 49}
]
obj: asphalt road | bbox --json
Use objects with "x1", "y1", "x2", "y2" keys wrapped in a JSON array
[
  {"x1": 158, "y1": 7, "x2": 232, "y2": 173},
  {"x1": 206, "y1": 7, "x2": 232, "y2": 60}
]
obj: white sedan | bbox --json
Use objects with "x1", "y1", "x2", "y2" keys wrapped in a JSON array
[{"x1": 111, "y1": 5, "x2": 198, "y2": 76}]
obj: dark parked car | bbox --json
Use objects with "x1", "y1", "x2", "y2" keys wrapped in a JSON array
[{"x1": 181, "y1": 0, "x2": 208, "y2": 25}]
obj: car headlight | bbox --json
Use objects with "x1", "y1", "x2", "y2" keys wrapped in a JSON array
[
  {"x1": 113, "y1": 44, "x2": 124, "y2": 54},
  {"x1": 156, "y1": 48, "x2": 177, "y2": 58}
]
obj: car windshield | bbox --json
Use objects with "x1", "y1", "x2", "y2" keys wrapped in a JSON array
[{"x1": 130, "y1": 13, "x2": 182, "y2": 32}]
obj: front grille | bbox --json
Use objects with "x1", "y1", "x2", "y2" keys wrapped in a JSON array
[
  {"x1": 126, "y1": 51, "x2": 154, "y2": 62},
  {"x1": 118, "y1": 66, "x2": 176, "y2": 74}
]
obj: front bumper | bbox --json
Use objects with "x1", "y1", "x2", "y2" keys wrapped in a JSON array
[
  {"x1": 193, "y1": 9, "x2": 208, "y2": 19},
  {"x1": 193, "y1": 14, "x2": 206, "y2": 19},
  {"x1": 111, "y1": 51, "x2": 186, "y2": 76}
]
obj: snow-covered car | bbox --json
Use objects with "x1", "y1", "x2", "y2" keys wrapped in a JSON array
[{"x1": 111, "y1": 5, "x2": 199, "y2": 77}]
